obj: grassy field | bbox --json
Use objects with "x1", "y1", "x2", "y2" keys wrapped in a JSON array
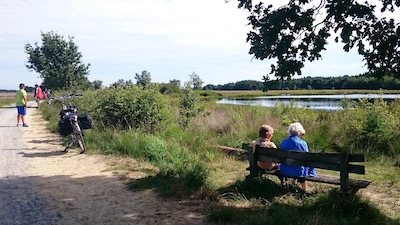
[
  {"x1": 0, "y1": 91, "x2": 36, "y2": 107},
  {"x1": 0, "y1": 92, "x2": 16, "y2": 107}
]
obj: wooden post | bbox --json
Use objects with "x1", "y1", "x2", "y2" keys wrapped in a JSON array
[
  {"x1": 340, "y1": 151, "x2": 349, "y2": 194},
  {"x1": 242, "y1": 143, "x2": 257, "y2": 178}
]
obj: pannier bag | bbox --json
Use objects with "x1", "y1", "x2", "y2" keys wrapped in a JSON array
[
  {"x1": 78, "y1": 114, "x2": 92, "y2": 130},
  {"x1": 59, "y1": 109, "x2": 66, "y2": 120},
  {"x1": 58, "y1": 117, "x2": 73, "y2": 136}
]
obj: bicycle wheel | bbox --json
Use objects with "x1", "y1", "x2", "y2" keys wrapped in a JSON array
[{"x1": 74, "y1": 124, "x2": 86, "y2": 154}]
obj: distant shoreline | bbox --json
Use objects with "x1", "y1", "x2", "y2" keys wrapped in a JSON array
[{"x1": 213, "y1": 89, "x2": 400, "y2": 97}]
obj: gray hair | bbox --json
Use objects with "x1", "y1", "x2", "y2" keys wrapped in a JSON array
[{"x1": 287, "y1": 122, "x2": 305, "y2": 136}]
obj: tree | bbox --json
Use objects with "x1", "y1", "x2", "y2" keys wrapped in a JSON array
[
  {"x1": 262, "y1": 74, "x2": 273, "y2": 92},
  {"x1": 92, "y1": 80, "x2": 103, "y2": 89},
  {"x1": 179, "y1": 82, "x2": 205, "y2": 127},
  {"x1": 189, "y1": 72, "x2": 204, "y2": 90},
  {"x1": 234, "y1": 0, "x2": 400, "y2": 80},
  {"x1": 110, "y1": 79, "x2": 133, "y2": 88},
  {"x1": 169, "y1": 79, "x2": 182, "y2": 93},
  {"x1": 169, "y1": 79, "x2": 181, "y2": 89},
  {"x1": 160, "y1": 79, "x2": 181, "y2": 94},
  {"x1": 25, "y1": 31, "x2": 90, "y2": 90},
  {"x1": 135, "y1": 70, "x2": 152, "y2": 87}
]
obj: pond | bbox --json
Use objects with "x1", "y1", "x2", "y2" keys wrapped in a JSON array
[{"x1": 216, "y1": 94, "x2": 400, "y2": 111}]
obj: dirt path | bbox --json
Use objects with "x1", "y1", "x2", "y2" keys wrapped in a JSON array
[{"x1": 1, "y1": 104, "x2": 211, "y2": 225}]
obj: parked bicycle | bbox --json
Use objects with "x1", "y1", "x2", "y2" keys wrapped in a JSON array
[{"x1": 49, "y1": 94, "x2": 92, "y2": 154}]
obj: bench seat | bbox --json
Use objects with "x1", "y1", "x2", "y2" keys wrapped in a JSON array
[{"x1": 263, "y1": 169, "x2": 371, "y2": 189}]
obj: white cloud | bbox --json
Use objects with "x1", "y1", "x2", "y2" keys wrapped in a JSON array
[{"x1": 0, "y1": 0, "x2": 387, "y2": 90}]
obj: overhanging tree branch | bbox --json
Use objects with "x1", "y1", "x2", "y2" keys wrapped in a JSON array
[{"x1": 234, "y1": 0, "x2": 400, "y2": 80}]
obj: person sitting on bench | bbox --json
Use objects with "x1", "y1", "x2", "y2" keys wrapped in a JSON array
[
  {"x1": 279, "y1": 122, "x2": 317, "y2": 191},
  {"x1": 253, "y1": 124, "x2": 278, "y2": 171}
]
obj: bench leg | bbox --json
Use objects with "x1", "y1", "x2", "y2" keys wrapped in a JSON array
[
  {"x1": 346, "y1": 187, "x2": 361, "y2": 196},
  {"x1": 279, "y1": 176, "x2": 287, "y2": 186}
]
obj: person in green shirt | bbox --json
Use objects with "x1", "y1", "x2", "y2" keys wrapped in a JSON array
[{"x1": 16, "y1": 83, "x2": 28, "y2": 127}]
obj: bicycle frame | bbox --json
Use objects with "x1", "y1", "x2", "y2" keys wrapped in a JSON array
[{"x1": 49, "y1": 94, "x2": 86, "y2": 153}]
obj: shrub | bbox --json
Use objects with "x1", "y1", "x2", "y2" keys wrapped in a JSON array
[
  {"x1": 179, "y1": 83, "x2": 205, "y2": 127},
  {"x1": 77, "y1": 86, "x2": 168, "y2": 132},
  {"x1": 333, "y1": 98, "x2": 400, "y2": 155}
]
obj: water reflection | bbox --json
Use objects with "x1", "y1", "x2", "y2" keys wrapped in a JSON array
[{"x1": 216, "y1": 94, "x2": 400, "y2": 111}]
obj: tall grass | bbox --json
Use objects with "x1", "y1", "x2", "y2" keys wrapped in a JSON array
[{"x1": 84, "y1": 129, "x2": 210, "y2": 196}]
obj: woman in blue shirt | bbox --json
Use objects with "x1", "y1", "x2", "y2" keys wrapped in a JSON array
[{"x1": 280, "y1": 122, "x2": 316, "y2": 191}]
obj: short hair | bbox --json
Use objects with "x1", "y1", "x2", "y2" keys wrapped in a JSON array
[
  {"x1": 19, "y1": 83, "x2": 25, "y2": 89},
  {"x1": 259, "y1": 125, "x2": 274, "y2": 138},
  {"x1": 287, "y1": 122, "x2": 305, "y2": 136}
]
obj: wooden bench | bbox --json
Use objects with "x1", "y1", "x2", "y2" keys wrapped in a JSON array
[{"x1": 241, "y1": 143, "x2": 371, "y2": 194}]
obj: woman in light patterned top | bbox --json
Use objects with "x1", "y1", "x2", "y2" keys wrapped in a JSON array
[{"x1": 253, "y1": 124, "x2": 277, "y2": 171}]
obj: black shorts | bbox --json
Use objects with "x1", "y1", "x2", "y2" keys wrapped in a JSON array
[{"x1": 297, "y1": 177, "x2": 306, "y2": 183}]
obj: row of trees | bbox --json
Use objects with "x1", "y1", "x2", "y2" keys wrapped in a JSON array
[
  {"x1": 110, "y1": 71, "x2": 203, "y2": 92},
  {"x1": 203, "y1": 80, "x2": 264, "y2": 90},
  {"x1": 203, "y1": 75, "x2": 400, "y2": 91}
]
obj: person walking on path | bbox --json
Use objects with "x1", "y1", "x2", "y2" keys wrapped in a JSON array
[
  {"x1": 16, "y1": 83, "x2": 29, "y2": 127},
  {"x1": 34, "y1": 84, "x2": 42, "y2": 108}
]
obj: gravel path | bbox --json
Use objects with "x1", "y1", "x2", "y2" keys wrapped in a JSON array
[
  {"x1": 0, "y1": 103, "x2": 211, "y2": 225},
  {"x1": 0, "y1": 103, "x2": 59, "y2": 225}
]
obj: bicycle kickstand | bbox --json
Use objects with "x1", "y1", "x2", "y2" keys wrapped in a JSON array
[{"x1": 62, "y1": 135, "x2": 75, "y2": 152}]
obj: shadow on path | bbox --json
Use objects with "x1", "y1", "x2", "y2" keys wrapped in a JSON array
[
  {"x1": 19, "y1": 151, "x2": 68, "y2": 158},
  {"x1": 0, "y1": 174, "x2": 209, "y2": 225},
  {"x1": 27, "y1": 139, "x2": 62, "y2": 145}
]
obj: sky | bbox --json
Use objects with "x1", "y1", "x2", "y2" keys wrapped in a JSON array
[{"x1": 0, "y1": 0, "x2": 376, "y2": 90}]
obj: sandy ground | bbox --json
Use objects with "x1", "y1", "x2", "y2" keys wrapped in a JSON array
[{"x1": 21, "y1": 107, "x2": 212, "y2": 225}]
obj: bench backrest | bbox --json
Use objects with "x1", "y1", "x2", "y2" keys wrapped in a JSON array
[
  {"x1": 244, "y1": 144, "x2": 366, "y2": 175},
  {"x1": 242, "y1": 143, "x2": 368, "y2": 194}
]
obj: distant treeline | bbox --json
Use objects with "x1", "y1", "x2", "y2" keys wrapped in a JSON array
[
  {"x1": 203, "y1": 75, "x2": 400, "y2": 91},
  {"x1": 0, "y1": 89, "x2": 16, "y2": 92},
  {"x1": 0, "y1": 86, "x2": 35, "y2": 93}
]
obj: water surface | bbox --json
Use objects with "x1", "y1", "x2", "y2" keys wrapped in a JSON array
[{"x1": 216, "y1": 94, "x2": 400, "y2": 111}]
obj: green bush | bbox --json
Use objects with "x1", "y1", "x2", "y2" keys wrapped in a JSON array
[
  {"x1": 77, "y1": 86, "x2": 168, "y2": 132},
  {"x1": 179, "y1": 84, "x2": 205, "y2": 127},
  {"x1": 334, "y1": 98, "x2": 400, "y2": 155}
]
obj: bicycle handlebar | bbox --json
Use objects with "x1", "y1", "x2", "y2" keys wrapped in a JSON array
[{"x1": 48, "y1": 94, "x2": 83, "y2": 104}]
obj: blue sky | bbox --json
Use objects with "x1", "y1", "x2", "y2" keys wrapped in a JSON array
[{"x1": 0, "y1": 0, "x2": 372, "y2": 90}]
